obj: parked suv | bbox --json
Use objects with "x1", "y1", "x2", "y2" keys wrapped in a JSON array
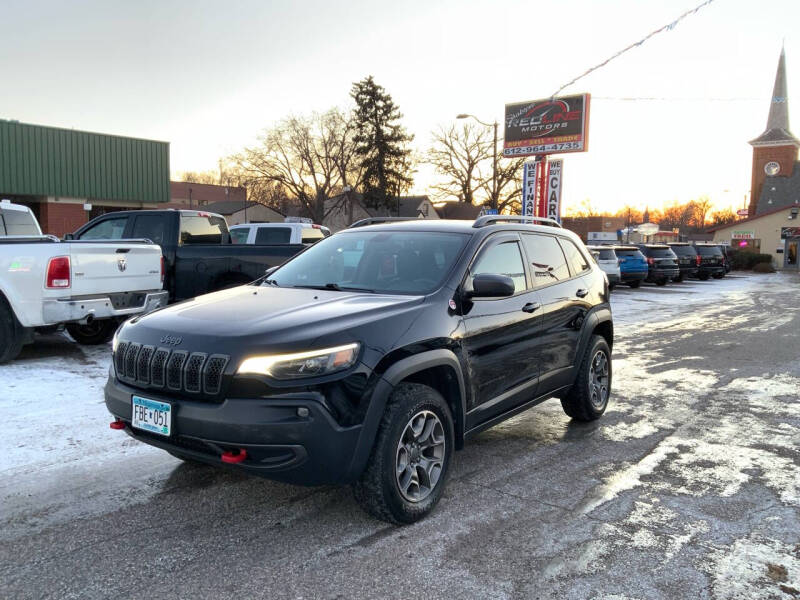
[
  {"x1": 693, "y1": 243, "x2": 726, "y2": 280},
  {"x1": 667, "y1": 243, "x2": 700, "y2": 282},
  {"x1": 105, "y1": 216, "x2": 613, "y2": 523},
  {"x1": 587, "y1": 245, "x2": 620, "y2": 289},
  {"x1": 613, "y1": 245, "x2": 648, "y2": 288},
  {"x1": 636, "y1": 244, "x2": 680, "y2": 286}
]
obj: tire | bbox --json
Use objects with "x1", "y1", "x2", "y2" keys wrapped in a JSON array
[
  {"x1": 628, "y1": 280, "x2": 641, "y2": 289},
  {"x1": 712, "y1": 272, "x2": 724, "y2": 279},
  {"x1": 0, "y1": 297, "x2": 24, "y2": 364},
  {"x1": 561, "y1": 335, "x2": 612, "y2": 422},
  {"x1": 673, "y1": 274, "x2": 684, "y2": 283},
  {"x1": 698, "y1": 272, "x2": 710, "y2": 281},
  {"x1": 66, "y1": 319, "x2": 118, "y2": 345},
  {"x1": 656, "y1": 278, "x2": 668, "y2": 286},
  {"x1": 353, "y1": 383, "x2": 454, "y2": 524},
  {"x1": 609, "y1": 283, "x2": 616, "y2": 291}
]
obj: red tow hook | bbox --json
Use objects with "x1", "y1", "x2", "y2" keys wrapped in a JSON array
[
  {"x1": 221, "y1": 449, "x2": 247, "y2": 464},
  {"x1": 110, "y1": 419, "x2": 125, "y2": 430}
]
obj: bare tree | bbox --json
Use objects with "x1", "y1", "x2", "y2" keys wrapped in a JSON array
[
  {"x1": 428, "y1": 122, "x2": 524, "y2": 212},
  {"x1": 177, "y1": 170, "x2": 219, "y2": 185},
  {"x1": 231, "y1": 109, "x2": 360, "y2": 223},
  {"x1": 690, "y1": 196, "x2": 713, "y2": 229},
  {"x1": 428, "y1": 123, "x2": 492, "y2": 204}
]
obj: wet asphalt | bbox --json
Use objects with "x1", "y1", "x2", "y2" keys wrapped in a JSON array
[{"x1": 1, "y1": 273, "x2": 799, "y2": 599}]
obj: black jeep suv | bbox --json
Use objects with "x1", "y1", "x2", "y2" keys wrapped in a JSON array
[
  {"x1": 693, "y1": 243, "x2": 726, "y2": 279},
  {"x1": 667, "y1": 243, "x2": 700, "y2": 282},
  {"x1": 636, "y1": 244, "x2": 680, "y2": 286},
  {"x1": 106, "y1": 216, "x2": 613, "y2": 523}
]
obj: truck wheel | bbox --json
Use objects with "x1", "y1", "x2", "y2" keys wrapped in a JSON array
[
  {"x1": 353, "y1": 383, "x2": 454, "y2": 524},
  {"x1": 712, "y1": 272, "x2": 724, "y2": 279},
  {"x1": 698, "y1": 272, "x2": 710, "y2": 281},
  {"x1": 66, "y1": 319, "x2": 118, "y2": 345},
  {"x1": 628, "y1": 280, "x2": 641, "y2": 289},
  {"x1": 0, "y1": 297, "x2": 24, "y2": 363},
  {"x1": 673, "y1": 274, "x2": 684, "y2": 283},
  {"x1": 561, "y1": 335, "x2": 612, "y2": 422},
  {"x1": 656, "y1": 278, "x2": 668, "y2": 286}
]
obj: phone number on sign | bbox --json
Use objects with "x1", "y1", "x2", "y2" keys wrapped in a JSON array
[{"x1": 503, "y1": 141, "x2": 584, "y2": 156}]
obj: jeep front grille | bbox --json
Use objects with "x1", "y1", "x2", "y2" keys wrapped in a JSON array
[{"x1": 114, "y1": 343, "x2": 229, "y2": 400}]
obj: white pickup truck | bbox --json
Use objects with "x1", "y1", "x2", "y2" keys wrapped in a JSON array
[{"x1": 0, "y1": 201, "x2": 168, "y2": 362}]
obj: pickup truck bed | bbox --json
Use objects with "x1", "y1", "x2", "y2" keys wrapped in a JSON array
[{"x1": 71, "y1": 210, "x2": 306, "y2": 301}]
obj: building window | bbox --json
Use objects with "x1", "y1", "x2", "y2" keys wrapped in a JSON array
[{"x1": 732, "y1": 239, "x2": 760, "y2": 251}]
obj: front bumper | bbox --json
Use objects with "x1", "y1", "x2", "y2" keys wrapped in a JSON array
[
  {"x1": 105, "y1": 376, "x2": 362, "y2": 485},
  {"x1": 43, "y1": 290, "x2": 168, "y2": 325}
]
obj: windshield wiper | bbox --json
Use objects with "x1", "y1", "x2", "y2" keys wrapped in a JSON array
[
  {"x1": 261, "y1": 278, "x2": 280, "y2": 286},
  {"x1": 293, "y1": 283, "x2": 375, "y2": 293}
]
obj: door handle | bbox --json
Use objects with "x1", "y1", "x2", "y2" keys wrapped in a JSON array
[
  {"x1": 575, "y1": 288, "x2": 589, "y2": 298},
  {"x1": 522, "y1": 302, "x2": 541, "y2": 313}
]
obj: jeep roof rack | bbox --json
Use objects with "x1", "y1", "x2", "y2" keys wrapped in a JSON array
[
  {"x1": 472, "y1": 215, "x2": 562, "y2": 229},
  {"x1": 348, "y1": 217, "x2": 420, "y2": 228}
]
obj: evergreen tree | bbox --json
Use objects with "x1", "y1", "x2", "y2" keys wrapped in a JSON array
[{"x1": 350, "y1": 76, "x2": 414, "y2": 209}]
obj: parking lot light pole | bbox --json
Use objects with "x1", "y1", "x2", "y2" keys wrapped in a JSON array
[{"x1": 457, "y1": 114, "x2": 499, "y2": 210}]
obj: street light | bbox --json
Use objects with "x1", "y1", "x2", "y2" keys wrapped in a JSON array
[{"x1": 456, "y1": 113, "x2": 499, "y2": 211}]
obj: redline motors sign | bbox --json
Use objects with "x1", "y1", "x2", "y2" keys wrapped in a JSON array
[
  {"x1": 522, "y1": 161, "x2": 538, "y2": 216},
  {"x1": 503, "y1": 93, "x2": 590, "y2": 157},
  {"x1": 546, "y1": 159, "x2": 563, "y2": 222},
  {"x1": 731, "y1": 230, "x2": 755, "y2": 240}
]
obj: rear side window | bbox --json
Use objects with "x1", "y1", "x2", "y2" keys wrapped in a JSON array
[
  {"x1": 559, "y1": 239, "x2": 591, "y2": 275},
  {"x1": 0, "y1": 208, "x2": 40, "y2": 235},
  {"x1": 255, "y1": 227, "x2": 292, "y2": 244},
  {"x1": 472, "y1": 241, "x2": 526, "y2": 293},
  {"x1": 522, "y1": 234, "x2": 570, "y2": 284},
  {"x1": 230, "y1": 228, "x2": 250, "y2": 244},
  {"x1": 78, "y1": 216, "x2": 129, "y2": 240},
  {"x1": 179, "y1": 216, "x2": 228, "y2": 244},
  {"x1": 695, "y1": 246, "x2": 723, "y2": 256},
  {"x1": 131, "y1": 215, "x2": 166, "y2": 245}
]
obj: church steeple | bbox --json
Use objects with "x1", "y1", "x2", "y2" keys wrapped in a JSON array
[
  {"x1": 750, "y1": 47, "x2": 800, "y2": 147},
  {"x1": 748, "y1": 47, "x2": 800, "y2": 218}
]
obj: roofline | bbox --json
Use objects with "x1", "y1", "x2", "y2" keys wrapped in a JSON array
[
  {"x1": 705, "y1": 203, "x2": 797, "y2": 232},
  {"x1": 0, "y1": 118, "x2": 170, "y2": 145}
]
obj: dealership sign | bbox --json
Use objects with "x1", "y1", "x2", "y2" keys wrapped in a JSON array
[
  {"x1": 546, "y1": 159, "x2": 563, "y2": 222},
  {"x1": 731, "y1": 230, "x2": 755, "y2": 240},
  {"x1": 503, "y1": 94, "x2": 590, "y2": 157},
  {"x1": 521, "y1": 161, "x2": 538, "y2": 216}
]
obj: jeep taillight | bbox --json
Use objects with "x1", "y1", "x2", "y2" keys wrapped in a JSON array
[
  {"x1": 46, "y1": 256, "x2": 71, "y2": 288},
  {"x1": 647, "y1": 257, "x2": 654, "y2": 265},
  {"x1": 696, "y1": 255, "x2": 701, "y2": 266}
]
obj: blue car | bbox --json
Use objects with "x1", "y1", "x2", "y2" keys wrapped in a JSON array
[{"x1": 613, "y1": 245, "x2": 649, "y2": 288}]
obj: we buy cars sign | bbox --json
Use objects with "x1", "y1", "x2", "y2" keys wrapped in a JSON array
[{"x1": 503, "y1": 93, "x2": 590, "y2": 157}]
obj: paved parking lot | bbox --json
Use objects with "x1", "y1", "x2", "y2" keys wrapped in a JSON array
[{"x1": 1, "y1": 273, "x2": 799, "y2": 599}]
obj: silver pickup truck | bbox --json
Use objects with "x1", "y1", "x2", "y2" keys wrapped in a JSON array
[{"x1": 0, "y1": 201, "x2": 167, "y2": 362}]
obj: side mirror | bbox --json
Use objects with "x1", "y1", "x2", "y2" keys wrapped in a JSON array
[
  {"x1": 63, "y1": 233, "x2": 74, "y2": 241},
  {"x1": 468, "y1": 273, "x2": 516, "y2": 298}
]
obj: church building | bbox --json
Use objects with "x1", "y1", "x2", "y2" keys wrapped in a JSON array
[{"x1": 710, "y1": 48, "x2": 800, "y2": 269}]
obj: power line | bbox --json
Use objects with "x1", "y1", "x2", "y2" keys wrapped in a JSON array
[{"x1": 552, "y1": 0, "x2": 716, "y2": 97}]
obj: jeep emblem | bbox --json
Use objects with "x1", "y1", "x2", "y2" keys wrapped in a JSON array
[{"x1": 160, "y1": 335, "x2": 182, "y2": 346}]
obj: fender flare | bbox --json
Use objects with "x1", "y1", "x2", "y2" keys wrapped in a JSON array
[
  {"x1": 344, "y1": 349, "x2": 466, "y2": 482},
  {"x1": 574, "y1": 305, "x2": 613, "y2": 368}
]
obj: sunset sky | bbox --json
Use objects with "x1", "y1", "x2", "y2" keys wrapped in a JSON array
[{"x1": 2, "y1": 0, "x2": 798, "y2": 214}]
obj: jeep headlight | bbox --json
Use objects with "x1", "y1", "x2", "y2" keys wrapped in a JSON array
[{"x1": 237, "y1": 343, "x2": 360, "y2": 380}]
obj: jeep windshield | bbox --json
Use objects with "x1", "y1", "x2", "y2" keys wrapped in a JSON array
[{"x1": 267, "y1": 230, "x2": 470, "y2": 294}]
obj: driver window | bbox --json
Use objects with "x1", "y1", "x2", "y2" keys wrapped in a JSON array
[
  {"x1": 78, "y1": 217, "x2": 128, "y2": 240},
  {"x1": 471, "y1": 241, "x2": 526, "y2": 293}
]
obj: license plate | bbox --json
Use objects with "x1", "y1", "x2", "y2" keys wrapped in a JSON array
[{"x1": 132, "y1": 396, "x2": 171, "y2": 436}]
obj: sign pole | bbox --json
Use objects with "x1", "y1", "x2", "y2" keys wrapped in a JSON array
[{"x1": 535, "y1": 155, "x2": 548, "y2": 218}]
